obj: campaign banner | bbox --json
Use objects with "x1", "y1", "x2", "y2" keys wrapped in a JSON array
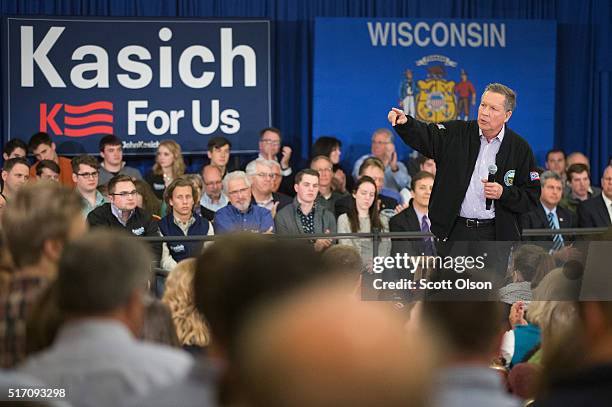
[
  {"x1": 313, "y1": 18, "x2": 556, "y2": 166},
  {"x1": 2, "y1": 17, "x2": 271, "y2": 154}
]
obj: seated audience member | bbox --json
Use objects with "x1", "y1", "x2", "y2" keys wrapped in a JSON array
[
  {"x1": 2, "y1": 139, "x2": 27, "y2": 160},
  {"x1": 565, "y1": 151, "x2": 590, "y2": 169},
  {"x1": 134, "y1": 179, "x2": 162, "y2": 218},
  {"x1": 207, "y1": 136, "x2": 232, "y2": 177},
  {"x1": 577, "y1": 165, "x2": 612, "y2": 227},
  {"x1": 18, "y1": 230, "x2": 192, "y2": 406},
  {"x1": 145, "y1": 140, "x2": 186, "y2": 200},
  {"x1": 258, "y1": 127, "x2": 294, "y2": 196},
  {"x1": 499, "y1": 244, "x2": 555, "y2": 305},
  {"x1": 336, "y1": 157, "x2": 401, "y2": 218},
  {"x1": 97, "y1": 134, "x2": 142, "y2": 185},
  {"x1": 183, "y1": 173, "x2": 215, "y2": 222},
  {"x1": 545, "y1": 148, "x2": 567, "y2": 183},
  {"x1": 87, "y1": 175, "x2": 161, "y2": 259},
  {"x1": 421, "y1": 289, "x2": 521, "y2": 407},
  {"x1": 352, "y1": 128, "x2": 410, "y2": 192},
  {"x1": 236, "y1": 282, "x2": 436, "y2": 407},
  {"x1": 521, "y1": 171, "x2": 577, "y2": 248},
  {"x1": 275, "y1": 169, "x2": 336, "y2": 251},
  {"x1": 161, "y1": 258, "x2": 210, "y2": 354},
  {"x1": 390, "y1": 171, "x2": 435, "y2": 257},
  {"x1": 141, "y1": 297, "x2": 180, "y2": 347},
  {"x1": 214, "y1": 171, "x2": 274, "y2": 234},
  {"x1": 400, "y1": 155, "x2": 436, "y2": 204},
  {"x1": 200, "y1": 164, "x2": 229, "y2": 212},
  {"x1": 27, "y1": 132, "x2": 74, "y2": 186},
  {"x1": 337, "y1": 176, "x2": 391, "y2": 263},
  {"x1": 560, "y1": 163, "x2": 601, "y2": 213},
  {"x1": 0, "y1": 183, "x2": 86, "y2": 367},
  {"x1": 270, "y1": 160, "x2": 283, "y2": 193},
  {"x1": 159, "y1": 178, "x2": 213, "y2": 272},
  {"x1": 246, "y1": 158, "x2": 292, "y2": 217},
  {"x1": 321, "y1": 245, "x2": 364, "y2": 290},
  {"x1": 72, "y1": 155, "x2": 107, "y2": 216},
  {"x1": 312, "y1": 136, "x2": 347, "y2": 193},
  {"x1": 1, "y1": 157, "x2": 30, "y2": 201},
  {"x1": 310, "y1": 155, "x2": 346, "y2": 213},
  {"x1": 35, "y1": 159, "x2": 60, "y2": 182}
]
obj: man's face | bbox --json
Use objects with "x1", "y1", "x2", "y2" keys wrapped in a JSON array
[
  {"x1": 540, "y1": 178, "x2": 563, "y2": 208},
  {"x1": 294, "y1": 174, "x2": 319, "y2": 204},
  {"x1": 109, "y1": 180, "x2": 138, "y2": 211},
  {"x1": 371, "y1": 132, "x2": 391, "y2": 159},
  {"x1": 602, "y1": 167, "x2": 612, "y2": 200},
  {"x1": 207, "y1": 145, "x2": 230, "y2": 167},
  {"x1": 259, "y1": 131, "x2": 281, "y2": 157},
  {"x1": 227, "y1": 178, "x2": 252, "y2": 212},
  {"x1": 420, "y1": 159, "x2": 436, "y2": 176},
  {"x1": 38, "y1": 168, "x2": 59, "y2": 182},
  {"x1": 202, "y1": 166, "x2": 223, "y2": 200},
  {"x1": 477, "y1": 91, "x2": 511, "y2": 135},
  {"x1": 33, "y1": 142, "x2": 57, "y2": 162},
  {"x1": 311, "y1": 158, "x2": 333, "y2": 188},
  {"x1": 3, "y1": 147, "x2": 26, "y2": 160},
  {"x1": 170, "y1": 185, "x2": 194, "y2": 219},
  {"x1": 101, "y1": 144, "x2": 123, "y2": 166},
  {"x1": 271, "y1": 165, "x2": 282, "y2": 192},
  {"x1": 73, "y1": 164, "x2": 99, "y2": 193},
  {"x1": 251, "y1": 163, "x2": 274, "y2": 195},
  {"x1": 413, "y1": 177, "x2": 434, "y2": 209},
  {"x1": 546, "y1": 152, "x2": 566, "y2": 175},
  {"x1": 361, "y1": 166, "x2": 385, "y2": 192},
  {"x1": 569, "y1": 171, "x2": 590, "y2": 198},
  {"x1": 1, "y1": 163, "x2": 29, "y2": 193}
]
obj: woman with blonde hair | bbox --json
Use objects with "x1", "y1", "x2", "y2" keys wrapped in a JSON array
[
  {"x1": 145, "y1": 140, "x2": 186, "y2": 199},
  {"x1": 162, "y1": 258, "x2": 210, "y2": 354}
]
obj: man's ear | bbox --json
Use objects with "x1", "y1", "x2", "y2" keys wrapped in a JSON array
[
  {"x1": 207, "y1": 151, "x2": 212, "y2": 160},
  {"x1": 1, "y1": 171, "x2": 7, "y2": 183},
  {"x1": 42, "y1": 238, "x2": 64, "y2": 264},
  {"x1": 72, "y1": 173, "x2": 78, "y2": 183},
  {"x1": 2, "y1": 153, "x2": 8, "y2": 161},
  {"x1": 504, "y1": 110, "x2": 513, "y2": 123},
  {"x1": 51, "y1": 142, "x2": 57, "y2": 151}
]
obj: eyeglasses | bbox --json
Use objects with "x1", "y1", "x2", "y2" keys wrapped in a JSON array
[
  {"x1": 228, "y1": 187, "x2": 250, "y2": 197},
  {"x1": 372, "y1": 140, "x2": 391, "y2": 146},
  {"x1": 256, "y1": 172, "x2": 277, "y2": 179},
  {"x1": 261, "y1": 139, "x2": 280, "y2": 146},
  {"x1": 111, "y1": 190, "x2": 138, "y2": 198},
  {"x1": 77, "y1": 171, "x2": 99, "y2": 178}
]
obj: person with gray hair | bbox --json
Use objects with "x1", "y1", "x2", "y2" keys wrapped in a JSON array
[
  {"x1": 521, "y1": 170, "x2": 576, "y2": 248},
  {"x1": 246, "y1": 158, "x2": 292, "y2": 217},
  {"x1": 388, "y1": 82, "x2": 540, "y2": 241},
  {"x1": 351, "y1": 128, "x2": 411, "y2": 192},
  {"x1": 18, "y1": 230, "x2": 193, "y2": 407},
  {"x1": 214, "y1": 171, "x2": 274, "y2": 233}
]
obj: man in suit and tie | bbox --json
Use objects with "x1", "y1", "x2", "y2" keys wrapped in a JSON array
[
  {"x1": 521, "y1": 171, "x2": 576, "y2": 248},
  {"x1": 578, "y1": 165, "x2": 612, "y2": 228}
]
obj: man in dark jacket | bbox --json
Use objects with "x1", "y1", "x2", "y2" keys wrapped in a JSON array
[
  {"x1": 388, "y1": 83, "x2": 540, "y2": 241},
  {"x1": 88, "y1": 174, "x2": 161, "y2": 260}
]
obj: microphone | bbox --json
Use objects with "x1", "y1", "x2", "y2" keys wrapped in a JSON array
[{"x1": 486, "y1": 164, "x2": 498, "y2": 210}]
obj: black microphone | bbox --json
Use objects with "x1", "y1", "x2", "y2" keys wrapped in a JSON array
[{"x1": 486, "y1": 164, "x2": 497, "y2": 210}]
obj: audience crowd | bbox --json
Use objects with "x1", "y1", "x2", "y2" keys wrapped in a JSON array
[{"x1": 0, "y1": 128, "x2": 610, "y2": 406}]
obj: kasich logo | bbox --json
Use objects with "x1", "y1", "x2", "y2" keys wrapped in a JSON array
[{"x1": 40, "y1": 101, "x2": 114, "y2": 137}]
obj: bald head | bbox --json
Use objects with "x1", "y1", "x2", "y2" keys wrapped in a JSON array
[{"x1": 237, "y1": 282, "x2": 436, "y2": 407}]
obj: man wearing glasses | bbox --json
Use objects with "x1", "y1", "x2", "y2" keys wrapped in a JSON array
[
  {"x1": 258, "y1": 127, "x2": 295, "y2": 196},
  {"x1": 72, "y1": 155, "x2": 107, "y2": 215},
  {"x1": 88, "y1": 174, "x2": 161, "y2": 258},
  {"x1": 200, "y1": 164, "x2": 229, "y2": 212},
  {"x1": 214, "y1": 171, "x2": 274, "y2": 234},
  {"x1": 245, "y1": 158, "x2": 292, "y2": 217}
]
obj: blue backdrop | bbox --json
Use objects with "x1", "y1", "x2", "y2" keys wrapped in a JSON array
[
  {"x1": 313, "y1": 18, "x2": 556, "y2": 166},
  {"x1": 0, "y1": 0, "x2": 610, "y2": 180}
]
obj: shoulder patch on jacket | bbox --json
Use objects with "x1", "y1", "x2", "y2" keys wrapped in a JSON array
[
  {"x1": 530, "y1": 171, "x2": 540, "y2": 181},
  {"x1": 131, "y1": 227, "x2": 145, "y2": 236},
  {"x1": 436, "y1": 123, "x2": 446, "y2": 130}
]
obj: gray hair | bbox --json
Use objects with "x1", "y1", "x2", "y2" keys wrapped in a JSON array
[
  {"x1": 371, "y1": 128, "x2": 394, "y2": 143},
  {"x1": 483, "y1": 83, "x2": 516, "y2": 112},
  {"x1": 222, "y1": 170, "x2": 251, "y2": 194},
  {"x1": 245, "y1": 158, "x2": 275, "y2": 177},
  {"x1": 540, "y1": 170, "x2": 562, "y2": 186},
  {"x1": 57, "y1": 230, "x2": 152, "y2": 315}
]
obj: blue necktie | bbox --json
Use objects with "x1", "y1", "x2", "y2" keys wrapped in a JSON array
[
  {"x1": 421, "y1": 215, "x2": 435, "y2": 256},
  {"x1": 547, "y1": 212, "x2": 564, "y2": 251}
]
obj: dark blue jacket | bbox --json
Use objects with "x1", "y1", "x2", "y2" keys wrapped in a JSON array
[{"x1": 159, "y1": 213, "x2": 210, "y2": 263}]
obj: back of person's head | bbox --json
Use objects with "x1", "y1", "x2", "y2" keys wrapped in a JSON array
[
  {"x1": 2, "y1": 183, "x2": 84, "y2": 269},
  {"x1": 511, "y1": 244, "x2": 555, "y2": 288},
  {"x1": 141, "y1": 297, "x2": 180, "y2": 347},
  {"x1": 56, "y1": 230, "x2": 152, "y2": 316},
  {"x1": 358, "y1": 156, "x2": 384, "y2": 176},
  {"x1": 27, "y1": 132, "x2": 52, "y2": 152},
  {"x1": 98, "y1": 134, "x2": 122, "y2": 152},
  {"x1": 162, "y1": 258, "x2": 210, "y2": 347},
  {"x1": 236, "y1": 281, "x2": 436, "y2": 407},
  {"x1": 321, "y1": 245, "x2": 364, "y2": 277},
  {"x1": 193, "y1": 234, "x2": 325, "y2": 358}
]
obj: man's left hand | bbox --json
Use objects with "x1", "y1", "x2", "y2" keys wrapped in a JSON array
[
  {"x1": 280, "y1": 146, "x2": 292, "y2": 169},
  {"x1": 481, "y1": 178, "x2": 503, "y2": 200}
]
